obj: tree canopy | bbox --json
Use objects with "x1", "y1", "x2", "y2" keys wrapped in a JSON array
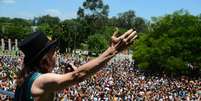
[{"x1": 132, "y1": 10, "x2": 201, "y2": 75}]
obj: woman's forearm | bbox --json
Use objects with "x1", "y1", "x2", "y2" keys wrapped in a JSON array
[
  {"x1": 58, "y1": 47, "x2": 117, "y2": 87},
  {"x1": 73, "y1": 47, "x2": 117, "y2": 79}
]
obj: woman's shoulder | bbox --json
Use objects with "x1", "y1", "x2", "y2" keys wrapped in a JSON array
[{"x1": 29, "y1": 72, "x2": 42, "y2": 81}]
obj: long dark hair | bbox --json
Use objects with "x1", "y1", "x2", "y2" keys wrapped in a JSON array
[
  {"x1": 16, "y1": 47, "x2": 57, "y2": 86},
  {"x1": 16, "y1": 53, "x2": 50, "y2": 86}
]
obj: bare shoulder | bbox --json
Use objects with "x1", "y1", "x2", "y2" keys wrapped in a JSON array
[
  {"x1": 31, "y1": 72, "x2": 75, "y2": 97},
  {"x1": 31, "y1": 73, "x2": 61, "y2": 96}
]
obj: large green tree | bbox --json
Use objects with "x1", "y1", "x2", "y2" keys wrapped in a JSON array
[
  {"x1": 108, "y1": 10, "x2": 147, "y2": 33},
  {"x1": 77, "y1": 0, "x2": 109, "y2": 33},
  {"x1": 132, "y1": 10, "x2": 201, "y2": 75},
  {"x1": 58, "y1": 19, "x2": 84, "y2": 52}
]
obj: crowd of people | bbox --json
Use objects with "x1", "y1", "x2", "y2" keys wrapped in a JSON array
[
  {"x1": 0, "y1": 54, "x2": 201, "y2": 101},
  {"x1": 0, "y1": 55, "x2": 21, "y2": 101}
]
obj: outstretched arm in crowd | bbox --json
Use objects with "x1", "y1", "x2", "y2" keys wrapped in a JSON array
[{"x1": 31, "y1": 29, "x2": 137, "y2": 97}]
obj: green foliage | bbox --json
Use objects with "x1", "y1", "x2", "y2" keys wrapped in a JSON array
[
  {"x1": 34, "y1": 15, "x2": 60, "y2": 26},
  {"x1": 118, "y1": 10, "x2": 136, "y2": 29},
  {"x1": 0, "y1": 17, "x2": 32, "y2": 39},
  {"x1": 108, "y1": 10, "x2": 147, "y2": 33},
  {"x1": 86, "y1": 34, "x2": 108, "y2": 53},
  {"x1": 77, "y1": 0, "x2": 109, "y2": 32},
  {"x1": 78, "y1": 0, "x2": 109, "y2": 17},
  {"x1": 36, "y1": 15, "x2": 61, "y2": 37},
  {"x1": 132, "y1": 10, "x2": 201, "y2": 75},
  {"x1": 58, "y1": 19, "x2": 84, "y2": 52}
]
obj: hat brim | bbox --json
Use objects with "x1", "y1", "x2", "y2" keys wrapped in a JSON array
[{"x1": 26, "y1": 39, "x2": 59, "y2": 67}]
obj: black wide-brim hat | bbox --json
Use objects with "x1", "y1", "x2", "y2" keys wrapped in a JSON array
[{"x1": 18, "y1": 31, "x2": 59, "y2": 67}]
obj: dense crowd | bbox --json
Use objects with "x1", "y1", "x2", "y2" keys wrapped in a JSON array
[
  {"x1": 0, "y1": 55, "x2": 21, "y2": 101},
  {"x1": 0, "y1": 54, "x2": 201, "y2": 101}
]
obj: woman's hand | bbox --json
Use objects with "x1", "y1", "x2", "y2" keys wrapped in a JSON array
[
  {"x1": 111, "y1": 28, "x2": 138, "y2": 53},
  {"x1": 64, "y1": 63, "x2": 78, "y2": 73}
]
